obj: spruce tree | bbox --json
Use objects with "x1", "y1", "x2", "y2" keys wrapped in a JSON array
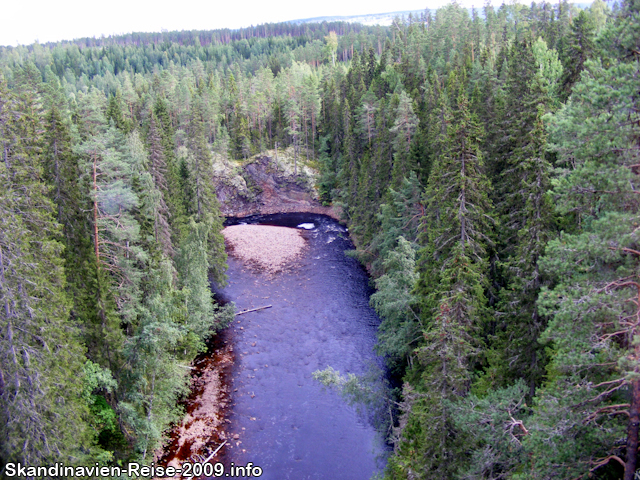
[
  {"x1": 403, "y1": 88, "x2": 494, "y2": 479},
  {"x1": 484, "y1": 37, "x2": 561, "y2": 392},
  {"x1": 0, "y1": 72, "x2": 91, "y2": 467},
  {"x1": 154, "y1": 97, "x2": 188, "y2": 243},
  {"x1": 144, "y1": 113, "x2": 173, "y2": 257},
  {"x1": 186, "y1": 99, "x2": 227, "y2": 284},
  {"x1": 390, "y1": 89, "x2": 419, "y2": 188},
  {"x1": 559, "y1": 9, "x2": 595, "y2": 102}
]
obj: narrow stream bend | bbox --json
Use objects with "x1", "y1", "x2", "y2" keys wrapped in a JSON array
[{"x1": 217, "y1": 213, "x2": 388, "y2": 479}]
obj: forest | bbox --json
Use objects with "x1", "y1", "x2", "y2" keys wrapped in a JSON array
[{"x1": 0, "y1": 0, "x2": 639, "y2": 477}]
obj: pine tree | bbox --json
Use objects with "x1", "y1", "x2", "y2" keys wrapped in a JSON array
[{"x1": 527, "y1": 1, "x2": 640, "y2": 476}]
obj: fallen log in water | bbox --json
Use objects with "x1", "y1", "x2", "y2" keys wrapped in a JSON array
[{"x1": 236, "y1": 305, "x2": 272, "y2": 316}]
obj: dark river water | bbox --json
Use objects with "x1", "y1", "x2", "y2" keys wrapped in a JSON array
[{"x1": 217, "y1": 213, "x2": 388, "y2": 480}]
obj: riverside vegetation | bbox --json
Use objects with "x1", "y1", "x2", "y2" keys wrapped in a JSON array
[{"x1": 0, "y1": 0, "x2": 639, "y2": 477}]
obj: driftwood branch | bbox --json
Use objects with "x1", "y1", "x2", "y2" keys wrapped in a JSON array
[
  {"x1": 236, "y1": 305, "x2": 272, "y2": 316},
  {"x1": 184, "y1": 440, "x2": 227, "y2": 480}
]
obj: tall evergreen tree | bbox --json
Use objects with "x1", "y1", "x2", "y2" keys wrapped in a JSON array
[
  {"x1": 186, "y1": 99, "x2": 227, "y2": 284},
  {"x1": 144, "y1": 113, "x2": 173, "y2": 257},
  {"x1": 484, "y1": 37, "x2": 561, "y2": 392},
  {"x1": 559, "y1": 9, "x2": 595, "y2": 102},
  {"x1": 153, "y1": 97, "x2": 188, "y2": 243},
  {"x1": 0, "y1": 73, "x2": 91, "y2": 467},
  {"x1": 397, "y1": 88, "x2": 494, "y2": 480},
  {"x1": 526, "y1": 1, "x2": 640, "y2": 477},
  {"x1": 390, "y1": 89, "x2": 419, "y2": 188}
]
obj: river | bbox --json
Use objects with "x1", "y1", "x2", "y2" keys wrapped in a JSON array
[{"x1": 208, "y1": 213, "x2": 388, "y2": 479}]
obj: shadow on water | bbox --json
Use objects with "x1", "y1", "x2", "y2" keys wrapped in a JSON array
[{"x1": 164, "y1": 213, "x2": 390, "y2": 479}]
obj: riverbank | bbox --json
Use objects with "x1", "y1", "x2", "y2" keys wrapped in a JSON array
[
  {"x1": 156, "y1": 332, "x2": 234, "y2": 472},
  {"x1": 157, "y1": 224, "x2": 309, "y2": 468}
]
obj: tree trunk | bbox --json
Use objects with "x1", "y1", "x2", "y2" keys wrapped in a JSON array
[
  {"x1": 93, "y1": 153, "x2": 100, "y2": 266},
  {"x1": 625, "y1": 378, "x2": 640, "y2": 480},
  {"x1": 625, "y1": 282, "x2": 640, "y2": 480}
]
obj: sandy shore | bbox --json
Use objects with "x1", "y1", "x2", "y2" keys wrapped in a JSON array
[{"x1": 223, "y1": 224, "x2": 306, "y2": 273}]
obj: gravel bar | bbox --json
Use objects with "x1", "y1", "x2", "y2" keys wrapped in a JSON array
[{"x1": 222, "y1": 224, "x2": 306, "y2": 274}]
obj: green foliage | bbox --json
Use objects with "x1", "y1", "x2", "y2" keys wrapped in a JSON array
[
  {"x1": 524, "y1": 0, "x2": 640, "y2": 476},
  {"x1": 370, "y1": 237, "x2": 420, "y2": 369},
  {"x1": 313, "y1": 366, "x2": 375, "y2": 406},
  {"x1": 450, "y1": 380, "x2": 530, "y2": 479},
  {"x1": 312, "y1": 365, "x2": 394, "y2": 438},
  {"x1": 369, "y1": 172, "x2": 423, "y2": 277},
  {"x1": 177, "y1": 219, "x2": 234, "y2": 347},
  {"x1": 559, "y1": 10, "x2": 596, "y2": 102},
  {"x1": 398, "y1": 86, "x2": 495, "y2": 479},
  {"x1": 119, "y1": 260, "x2": 192, "y2": 460},
  {"x1": 1, "y1": 2, "x2": 632, "y2": 475},
  {"x1": 389, "y1": 90, "x2": 419, "y2": 188},
  {"x1": 0, "y1": 72, "x2": 92, "y2": 466}
]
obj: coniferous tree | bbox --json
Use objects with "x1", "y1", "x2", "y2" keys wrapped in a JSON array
[
  {"x1": 526, "y1": 2, "x2": 640, "y2": 476},
  {"x1": 144, "y1": 113, "x2": 173, "y2": 257},
  {"x1": 399, "y1": 88, "x2": 494, "y2": 480},
  {"x1": 186, "y1": 99, "x2": 227, "y2": 284},
  {"x1": 0, "y1": 73, "x2": 91, "y2": 467},
  {"x1": 154, "y1": 97, "x2": 189, "y2": 243},
  {"x1": 559, "y1": 9, "x2": 596, "y2": 102},
  {"x1": 370, "y1": 236, "x2": 420, "y2": 370},
  {"x1": 389, "y1": 89, "x2": 419, "y2": 188},
  {"x1": 370, "y1": 172, "x2": 423, "y2": 277},
  {"x1": 484, "y1": 37, "x2": 561, "y2": 392}
]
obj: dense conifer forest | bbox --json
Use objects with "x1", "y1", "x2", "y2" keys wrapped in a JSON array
[{"x1": 1, "y1": 0, "x2": 639, "y2": 477}]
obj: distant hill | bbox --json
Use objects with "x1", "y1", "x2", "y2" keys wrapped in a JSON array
[
  {"x1": 289, "y1": 10, "x2": 426, "y2": 27},
  {"x1": 289, "y1": 2, "x2": 592, "y2": 26}
]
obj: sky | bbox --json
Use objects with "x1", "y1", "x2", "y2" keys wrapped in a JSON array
[{"x1": 2, "y1": 0, "x2": 501, "y2": 47}]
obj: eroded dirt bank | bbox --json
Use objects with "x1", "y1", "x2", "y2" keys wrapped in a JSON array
[{"x1": 212, "y1": 149, "x2": 340, "y2": 220}]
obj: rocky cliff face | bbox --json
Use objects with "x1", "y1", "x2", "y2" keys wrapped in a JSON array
[{"x1": 212, "y1": 148, "x2": 339, "y2": 220}]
